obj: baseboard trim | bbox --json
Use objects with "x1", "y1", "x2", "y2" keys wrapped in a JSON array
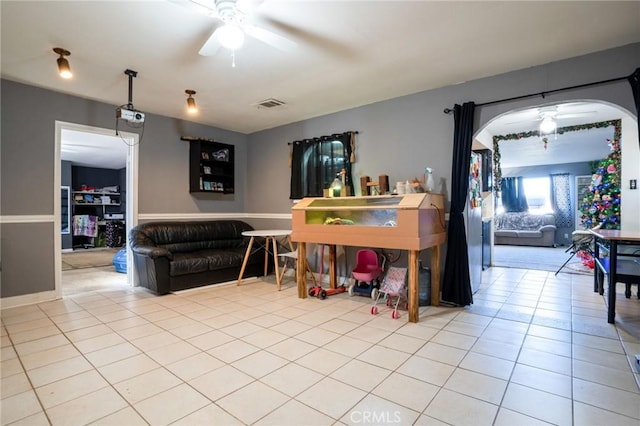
[{"x1": 0, "y1": 291, "x2": 59, "y2": 310}]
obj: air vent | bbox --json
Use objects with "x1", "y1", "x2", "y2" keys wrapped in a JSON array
[{"x1": 253, "y1": 98, "x2": 285, "y2": 109}]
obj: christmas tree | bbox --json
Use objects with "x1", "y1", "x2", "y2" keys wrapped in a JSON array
[{"x1": 579, "y1": 137, "x2": 621, "y2": 229}]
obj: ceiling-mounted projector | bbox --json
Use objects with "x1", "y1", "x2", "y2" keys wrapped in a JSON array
[{"x1": 116, "y1": 107, "x2": 145, "y2": 123}]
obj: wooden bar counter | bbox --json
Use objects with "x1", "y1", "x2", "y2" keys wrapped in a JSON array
[{"x1": 291, "y1": 193, "x2": 446, "y2": 322}]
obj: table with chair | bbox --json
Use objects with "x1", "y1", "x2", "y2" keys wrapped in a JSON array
[
  {"x1": 589, "y1": 228, "x2": 640, "y2": 323},
  {"x1": 237, "y1": 229, "x2": 293, "y2": 291}
]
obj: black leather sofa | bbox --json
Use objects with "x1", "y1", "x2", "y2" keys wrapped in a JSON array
[{"x1": 129, "y1": 220, "x2": 267, "y2": 294}]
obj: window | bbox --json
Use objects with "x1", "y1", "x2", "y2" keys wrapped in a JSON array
[
  {"x1": 523, "y1": 177, "x2": 552, "y2": 213},
  {"x1": 496, "y1": 176, "x2": 552, "y2": 214},
  {"x1": 289, "y1": 132, "x2": 355, "y2": 199}
]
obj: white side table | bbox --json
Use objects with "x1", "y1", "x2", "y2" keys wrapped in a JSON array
[{"x1": 237, "y1": 230, "x2": 293, "y2": 290}]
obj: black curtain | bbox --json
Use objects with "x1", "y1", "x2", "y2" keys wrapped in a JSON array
[
  {"x1": 289, "y1": 132, "x2": 354, "y2": 199},
  {"x1": 628, "y1": 67, "x2": 640, "y2": 149},
  {"x1": 501, "y1": 176, "x2": 528, "y2": 212},
  {"x1": 442, "y1": 102, "x2": 475, "y2": 307}
]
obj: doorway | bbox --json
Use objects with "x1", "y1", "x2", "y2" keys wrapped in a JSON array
[
  {"x1": 54, "y1": 121, "x2": 139, "y2": 297},
  {"x1": 476, "y1": 100, "x2": 638, "y2": 274}
]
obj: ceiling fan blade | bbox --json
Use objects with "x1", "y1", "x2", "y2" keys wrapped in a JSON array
[
  {"x1": 503, "y1": 117, "x2": 542, "y2": 126},
  {"x1": 556, "y1": 111, "x2": 597, "y2": 119},
  {"x1": 168, "y1": 0, "x2": 219, "y2": 18},
  {"x1": 244, "y1": 24, "x2": 296, "y2": 52},
  {"x1": 199, "y1": 29, "x2": 222, "y2": 56}
]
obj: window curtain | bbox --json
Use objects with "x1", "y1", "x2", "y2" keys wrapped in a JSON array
[
  {"x1": 442, "y1": 102, "x2": 475, "y2": 307},
  {"x1": 550, "y1": 173, "x2": 572, "y2": 227},
  {"x1": 628, "y1": 67, "x2": 640, "y2": 150},
  {"x1": 289, "y1": 132, "x2": 354, "y2": 199},
  {"x1": 501, "y1": 176, "x2": 528, "y2": 212}
]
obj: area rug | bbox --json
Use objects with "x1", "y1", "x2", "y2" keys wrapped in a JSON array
[
  {"x1": 492, "y1": 244, "x2": 593, "y2": 275},
  {"x1": 62, "y1": 248, "x2": 119, "y2": 270}
]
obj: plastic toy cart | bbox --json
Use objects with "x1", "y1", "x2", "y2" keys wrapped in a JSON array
[
  {"x1": 371, "y1": 266, "x2": 408, "y2": 319},
  {"x1": 348, "y1": 249, "x2": 385, "y2": 299}
]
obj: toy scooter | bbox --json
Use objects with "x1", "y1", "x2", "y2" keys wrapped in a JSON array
[{"x1": 308, "y1": 284, "x2": 347, "y2": 299}]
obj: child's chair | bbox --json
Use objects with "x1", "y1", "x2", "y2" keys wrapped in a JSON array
[
  {"x1": 349, "y1": 249, "x2": 385, "y2": 299},
  {"x1": 278, "y1": 248, "x2": 316, "y2": 287}
]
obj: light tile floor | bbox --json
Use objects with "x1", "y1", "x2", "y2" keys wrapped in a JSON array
[{"x1": 2, "y1": 267, "x2": 639, "y2": 425}]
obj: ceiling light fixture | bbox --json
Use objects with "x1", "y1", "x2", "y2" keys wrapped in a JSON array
[
  {"x1": 53, "y1": 47, "x2": 72, "y2": 79},
  {"x1": 539, "y1": 116, "x2": 557, "y2": 134},
  {"x1": 185, "y1": 90, "x2": 197, "y2": 113},
  {"x1": 217, "y1": 24, "x2": 245, "y2": 50}
]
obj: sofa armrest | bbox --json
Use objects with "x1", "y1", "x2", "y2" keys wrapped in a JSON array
[
  {"x1": 539, "y1": 225, "x2": 557, "y2": 232},
  {"x1": 131, "y1": 245, "x2": 173, "y2": 260}
]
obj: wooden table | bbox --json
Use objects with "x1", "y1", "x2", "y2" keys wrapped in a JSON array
[
  {"x1": 237, "y1": 230, "x2": 292, "y2": 291},
  {"x1": 589, "y1": 229, "x2": 640, "y2": 323},
  {"x1": 291, "y1": 193, "x2": 446, "y2": 323}
]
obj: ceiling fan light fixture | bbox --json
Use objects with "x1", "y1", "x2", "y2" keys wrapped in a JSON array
[
  {"x1": 217, "y1": 23, "x2": 245, "y2": 50},
  {"x1": 53, "y1": 47, "x2": 72, "y2": 79},
  {"x1": 539, "y1": 116, "x2": 557, "y2": 134},
  {"x1": 185, "y1": 90, "x2": 197, "y2": 113}
]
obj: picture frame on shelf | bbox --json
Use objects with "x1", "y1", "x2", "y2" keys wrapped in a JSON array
[
  {"x1": 203, "y1": 166, "x2": 212, "y2": 174},
  {"x1": 201, "y1": 152, "x2": 209, "y2": 160},
  {"x1": 216, "y1": 182, "x2": 224, "y2": 192},
  {"x1": 203, "y1": 181, "x2": 212, "y2": 191},
  {"x1": 212, "y1": 149, "x2": 229, "y2": 162}
]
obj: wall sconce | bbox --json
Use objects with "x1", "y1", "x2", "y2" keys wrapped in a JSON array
[
  {"x1": 185, "y1": 90, "x2": 197, "y2": 113},
  {"x1": 53, "y1": 47, "x2": 72, "y2": 79}
]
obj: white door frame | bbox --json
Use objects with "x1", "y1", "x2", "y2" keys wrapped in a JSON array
[{"x1": 54, "y1": 121, "x2": 139, "y2": 297}]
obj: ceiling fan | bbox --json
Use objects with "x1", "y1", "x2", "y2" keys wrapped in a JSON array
[
  {"x1": 181, "y1": 0, "x2": 296, "y2": 59},
  {"x1": 505, "y1": 103, "x2": 598, "y2": 134}
]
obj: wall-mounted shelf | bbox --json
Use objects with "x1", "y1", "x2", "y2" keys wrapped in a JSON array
[{"x1": 184, "y1": 137, "x2": 235, "y2": 194}]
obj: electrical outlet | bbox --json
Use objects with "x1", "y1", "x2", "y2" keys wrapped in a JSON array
[
  {"x1": 635, "y1": 354, "x2": 640, "y2": 373},
  {"x1": 564, "y1": 233, "x2": 569, "y2": 239}
]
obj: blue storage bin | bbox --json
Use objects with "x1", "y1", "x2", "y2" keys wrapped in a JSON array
[{"x1": 113, "y1": 248, "x2": 127, "y2": 274}]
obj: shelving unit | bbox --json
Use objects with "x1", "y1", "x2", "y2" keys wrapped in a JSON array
[
  {"x1": 72, "y1": 190, "x2": 124, "y2": 249},
  {"x1": 72, "y1": 191, "x2": 121, "y2": 218},
  {"x1": 184, "y1": 137, "x2": 235, "y2": 194}
]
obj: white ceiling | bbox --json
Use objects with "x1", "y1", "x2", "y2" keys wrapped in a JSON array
[
  {"x1": 2, "y1": 2, "x2": 638, "y2": 170},
  {"x1": 483, "y1": 101, "x2": 625, "y2": 169},
  {"x1": 61, "y1": 129, "x2": 129, "y2": 170},
  {"x1": 2, "y1": 0, "x2": 639, "y2": 137}
]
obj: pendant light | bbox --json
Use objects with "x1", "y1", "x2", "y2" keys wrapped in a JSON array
[
  {"x1": 185, "y1": 90, "x2": 197, "y2": 113},
  {"x1": 53, "y1": 47, "x2": 72, "y2": 79}
]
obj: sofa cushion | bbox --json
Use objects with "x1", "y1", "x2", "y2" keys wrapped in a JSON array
[
  {"x1": 495, "y1": 230, "x2": 519, "y2": 238},
  {"x1": 495, "y1": 212, "x2": 556, "y2": 231},
  {"x1": 517, "y1": 231, "x2": 543, "y2": 238},
  {"x1": 198, "y1": 248, "x2": 247, "y2": 270},
  {"x1": 170, "y1": 252, "x2": 210, "y2": 276},
  {"x1": 134, "y1": 220, "x2": 254, "y2": 253}
]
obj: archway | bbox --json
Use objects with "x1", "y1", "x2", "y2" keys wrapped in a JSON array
[{"x1": 473, "y1": 100, "x2": 638, "y2": 273}]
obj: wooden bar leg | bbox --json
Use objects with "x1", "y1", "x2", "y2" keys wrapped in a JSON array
[
  {"x1": 430, "y1": 245, "x2": 441, "y2": 306},
  {"x1": 272, "y1": 237, "x2": 281, "y2": 291},
  {"x1": 593, "y1": 239, "x2": 600, "y2": 292},
  {"x1": 408, "y1": 250, "x2": 419, "y2": 323},
  {"x1": 297, "y1": 242, "x2": 307, "y2": 298},
  {"x1": 237, "y1": 236, "x2": 255, "y2": 286},
  {"x1": 329, "y1": 245, "x2": 337, "y2": 289},
  {"x1": 608, "y1": 241, "x2": 617, "y2": 324}
]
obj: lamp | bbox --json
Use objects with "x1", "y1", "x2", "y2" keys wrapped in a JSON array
[
  {"x1": 185, "y1": 90, "x2": 197, "y2": 113},
  {"x1": 53, "y1": 47, "x2": 72, "y2": 79},
  {"x1": 217, "y1": 24, "x2": 245, "y2": 50}
]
